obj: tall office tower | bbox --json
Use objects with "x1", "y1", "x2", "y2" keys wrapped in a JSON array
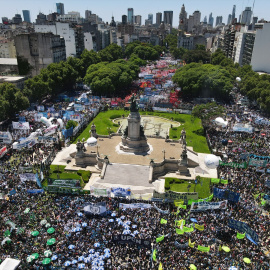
[
  {"x1": 232, "y1": 5, "x2": 236, "y2": 22},
  {"x1": 85, "y1": 10, "x2": 92, "y2": 20},
  {"x1": 134, "y1": 15, "x2": 142, "y2": 25},
  {"x1": 156, "y1": 12, "x2": 162, "y2": 26},
  {"x1": 227, "y1": 14, "x2": 232, "y2": 25},
  {"x1": 216, "y1": 16, "x2": 223, "y2": 26},
  {"x1": 179, "y1": 4, "x2": 187, "y2": 30},
  {"x1": 56, "y1": 3, "x2": 65, "y2": 15},
  {"x1": 240, "y1": 7, "x2": 252, "y2": 25},
  {"x1": 127, "y1": 8, "x2": 134, "y2": 23},
  {"x1": 2, "y1": 17, "x2": 9, "y2": 25},
  {"x1": 12, "y1": 14, "x2": 22, "y2": 24},
  {"x1": 203, "y1": 16, "x2": 207, "y2": 24},
  {"x1": 22, "y1": 10, "x2": 31, "y2": 23},
  {"x1": 122, "y1": 15, "x2": 127, "y2": 25},
  {"x1": 208, "y1": 12, "x2": 214, "y2": 27},
  {"x1": 193, "y1": 10, "x2": 201, "y2": 26},
  {"x1": 148, "y1": 14, "x2": 153, "y2": 25},
  {"x1": 164, "y1": 11, "x2": 173, "y2": 26}
]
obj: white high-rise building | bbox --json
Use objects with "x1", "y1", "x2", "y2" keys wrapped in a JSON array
[{"x1": 251, "y1": 23, "x2": 270, "y2": 73}]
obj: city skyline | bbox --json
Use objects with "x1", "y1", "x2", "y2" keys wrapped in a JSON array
[{"x1": 1, "y1": 0, "x2": 269, "y2": 27}]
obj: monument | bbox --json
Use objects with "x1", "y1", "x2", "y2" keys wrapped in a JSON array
[{"x1": 119, "y1": 94, "x2": 150, "y2": 153}]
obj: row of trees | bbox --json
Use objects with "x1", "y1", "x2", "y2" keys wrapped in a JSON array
[{"x1": 0, "y1": 42, "x2": 164, "y2": 121}]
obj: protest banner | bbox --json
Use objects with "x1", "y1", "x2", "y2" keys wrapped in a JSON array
[
  {"x1": 83, "y1": 202, "x2": 107, "y2": 216},
  {"x1": 153, "y1": 190, "x2": 198, "y2": 201},
  {"x1": 213, "y1": 188, "x2": 240, "y2": 203},
  {"x1": 0, "y1": 132, "x2": 12, "y2": 144},
  {"x1": 197, "y1": 245, "x2": 210, "y2": 252},
  {"x1": 249, "y1": 154, "x2": 270, "y2": 162},
  {"x1": 0, "y1": 146, "x2": 7, "y2": 158},
  {"x1": 119, "y1": 203, "x2": 152, "y2": 210},
  {"x1": 219, "y1": 161, "x2": 247, "y2": 168},
  {"x1": 111, "y1": 187, "x2": 131, "y2": 197},
  {"x1": 12, "y1": 121, "x2": 30, "y2": 130},
  {"x1": 195, "y1": 224, "x2": 204, "y2": 231},
  {"x1": 190, "y1": 200, "x2": 227, "y2": 212},
  {"x1": 112, "y1": 234, "x2": 151, "y2": 248},
  {"x1": 228, "y1": 219, "x2": 259, "y2": 244},
  {"x1": 90, "y1": 186, "x2": 110, "y2": 197},
  {"x1": 249, "y1": 159, "x2": 267, "y2": 167}
]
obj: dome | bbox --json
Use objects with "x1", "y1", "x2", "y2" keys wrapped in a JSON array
[
  {"x1": 86, "y1": 137, "x2": 97, "y2": 147},
  {"x1": 204, "y1": 154, "x2": 220, "y2": 169}
]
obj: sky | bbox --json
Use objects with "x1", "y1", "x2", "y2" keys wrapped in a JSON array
[{"x1": 1, "y1": 0, "x2": 269, "y2": 27}]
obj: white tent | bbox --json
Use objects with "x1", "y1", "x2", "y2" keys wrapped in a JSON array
[
  {"x1": 0, "y1": 258, "x2": 21, "y2": 270},
  {"x1": 204, "y1": 154, "x2": 221, "y2": 169}
]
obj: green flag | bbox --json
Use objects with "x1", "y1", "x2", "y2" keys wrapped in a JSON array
[
  {"x1": 211, "y1": 178, "x2": 220, "y2": 184},
  {"x1": 152, "y1": 249, "x2": 157, "y2": 261},
  {"x1": 177, "y1": 204, "x2": 187, "y2": 210},
  {"x1": 176, "y1": 228, "x2": 185, "y2": 235},
  {"x1": 208, "y1": 194, "x2": 214, "y2": 201},
  {"x1": 197, "y1": 245, "x2": 210, "y2": 252},
  {"x1": 221, "y1": 179, "x2": 228, "y2": 184},
  {"x1": 156, "y1": 235, "x2": 165, "y2": 243},
  {"x1": 183, "y1": 226, "x2": 194, "y2": 233},
  {"x1": 236, "y1": 232, "x2": 245, "y2": 239},
  {"x1": 160, "y1": 218, "x2": 167, "y2": 224}
]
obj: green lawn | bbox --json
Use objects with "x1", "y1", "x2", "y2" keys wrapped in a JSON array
[
  {"x1": 46, "y1": 165, "x2": 91, "y2": 188},
  {"x1": 73, "y1": 109, "x2": 210, "y2": 153},
  {"x1": 165, "y1": 177, "x2": 211, "y2": 199}
]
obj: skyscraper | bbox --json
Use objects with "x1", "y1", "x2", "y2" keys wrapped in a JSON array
[
  {"x1": 148, "y1": 14, "x2": 153, "y2": 25},
  {"x1": 122, "y1": 15, "x2": 127, "y2": 25},
  {"x1": 56, "y1": 3, "x2": 65, "y2": 15},
  {"x1": 134, "y1": 15, "x2": 141, "y2": 25},
  {"x1": 22, "y1": 10, "x2": 31, "y2": 23},
  {"x1": 127, "y1": 8, "x2": 134, "y2": 23},
  {"x1": 85, "y1": 10, "x2": 92, "y2": 20},
  {"x1": 232, "y1": 5, "x2": 236, "y2": 22},
  {"x1": 227, "y1": 14, "x2": 232, "y2": 25},
  {"x1": 216, "y1": 16, "x2": 223, "y2": 26},
  {"x1": 240, "y1": 7, "x2": 252, "y2": 25},
  {"x1": 193, "y1": 11, "x2": 201, "y2": 26},
  {"x1": 208, "y1": 13, "x2": 214, "y2": 27},
  {"x1": 164, "y1": 11, "x2": 173, "y2": 26},
  {"x1": 203, "y1": 16, "x2": 207, "y2": 24},
  {"x1": 156, "y1": 12, "x2": 162, "y2": 26}
]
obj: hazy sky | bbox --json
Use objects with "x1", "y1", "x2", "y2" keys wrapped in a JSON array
[{"x1": 1, "y1": 0, "x2": 269, "y2": 27}]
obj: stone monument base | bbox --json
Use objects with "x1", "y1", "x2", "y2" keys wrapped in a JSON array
[
  {"x1": 75, "y1": 153, "x2": 97, "y2": 168},
  {"x1": 120, "y1": 137, "x2": 150, "y2": 153}
]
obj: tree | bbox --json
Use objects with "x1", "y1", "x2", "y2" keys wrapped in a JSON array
[
  {"x1": 0, "y1": 83, "x2": 29, "y2": 120},
  {"x1": 17, "y1": 56, "x2": 32, "y2": 75},
  {"x1": 66, "y1": 120, "x2": 78, "y2": 129},
  {"x1": 182, "y1": 49, "x2": 211, "y2": 64},
  {"x1": 172, "y1": 63, "x2": 234, "y2": 101}
]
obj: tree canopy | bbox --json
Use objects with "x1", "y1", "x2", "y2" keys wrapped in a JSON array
[
  {"x1": 0, "y1": 83, "x2": 29, "y2": 121},
  {"x1": 172, "y1": 63, "x2": 234, "y2": 101}
]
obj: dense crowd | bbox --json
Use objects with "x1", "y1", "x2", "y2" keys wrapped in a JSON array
[{"x1": 1, "y1": 89, "x2": 270, "y2": 269}]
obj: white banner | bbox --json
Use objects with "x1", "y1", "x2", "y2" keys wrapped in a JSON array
[
  {"x1": 19, "y1": 173, "x2": 36, "y2": 182},
  {"x1": 119, "y1": 203, "x2": 152, "y2": 210},
  {"x1": 190, "y1": 200, "x2": 228, "y2": 212},
  {"x1": 43, "y1": 125, "x2": 58, "y2": 137},
  {"x1": 12, "y1": 122, "x2": 30, "y2": 130},
  {"x1": 0, "y1": 132, "x2": 12, "y2": 144}
]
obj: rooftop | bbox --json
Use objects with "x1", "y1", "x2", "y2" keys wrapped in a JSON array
[{"x1": 0, "y1": 58, "x2": 18, "y2": 65}]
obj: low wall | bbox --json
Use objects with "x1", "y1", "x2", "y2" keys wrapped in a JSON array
[{"x1": 149, "y1": 159, "x2": 179, "y2": 182}]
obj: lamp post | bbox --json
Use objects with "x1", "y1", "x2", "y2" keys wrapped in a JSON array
[{"x1": 162, "y1": 149, "x2": 166, "y2": 160}]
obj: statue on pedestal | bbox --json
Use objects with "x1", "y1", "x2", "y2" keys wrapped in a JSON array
[{"x1": 130, "y1": 94, "x2": 138, "y2": 112}]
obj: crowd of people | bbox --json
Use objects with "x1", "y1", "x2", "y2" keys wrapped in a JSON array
[{"x1": 0, "y1": 74, "x2": 270, "y2": 269}]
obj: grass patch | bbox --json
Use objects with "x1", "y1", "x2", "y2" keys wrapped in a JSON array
[
  {"x1": 73, "y1": 110, "x2": 129, "y2": 143},
  {"x1": 165, "y1": 177, "x2": 211, "y2": 199},
  {"x1": 50, "y1": 165, "x2": 66, "y2": 173},
  {"x1": 49, "y1": 172, "x2": 81, "y2": 180},
  {"x1": 73, "y1": 109, "x2": 210, "y2": 153}
]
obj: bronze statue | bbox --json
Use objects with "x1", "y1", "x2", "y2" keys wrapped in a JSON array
[{"x1": 130, "y1": 94, "x2": 138, "y2": 112}]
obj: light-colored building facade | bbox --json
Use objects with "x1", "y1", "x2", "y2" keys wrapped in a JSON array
[
  {"x1": 0, "y1": 39, "x2": 16, "y2": 58},
  {"x1": 251, "y1": 23, "x2": 270, "y2": 73},
  {"x1": 14, "y1": 32, "x2": 66, "y2": 76}
]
